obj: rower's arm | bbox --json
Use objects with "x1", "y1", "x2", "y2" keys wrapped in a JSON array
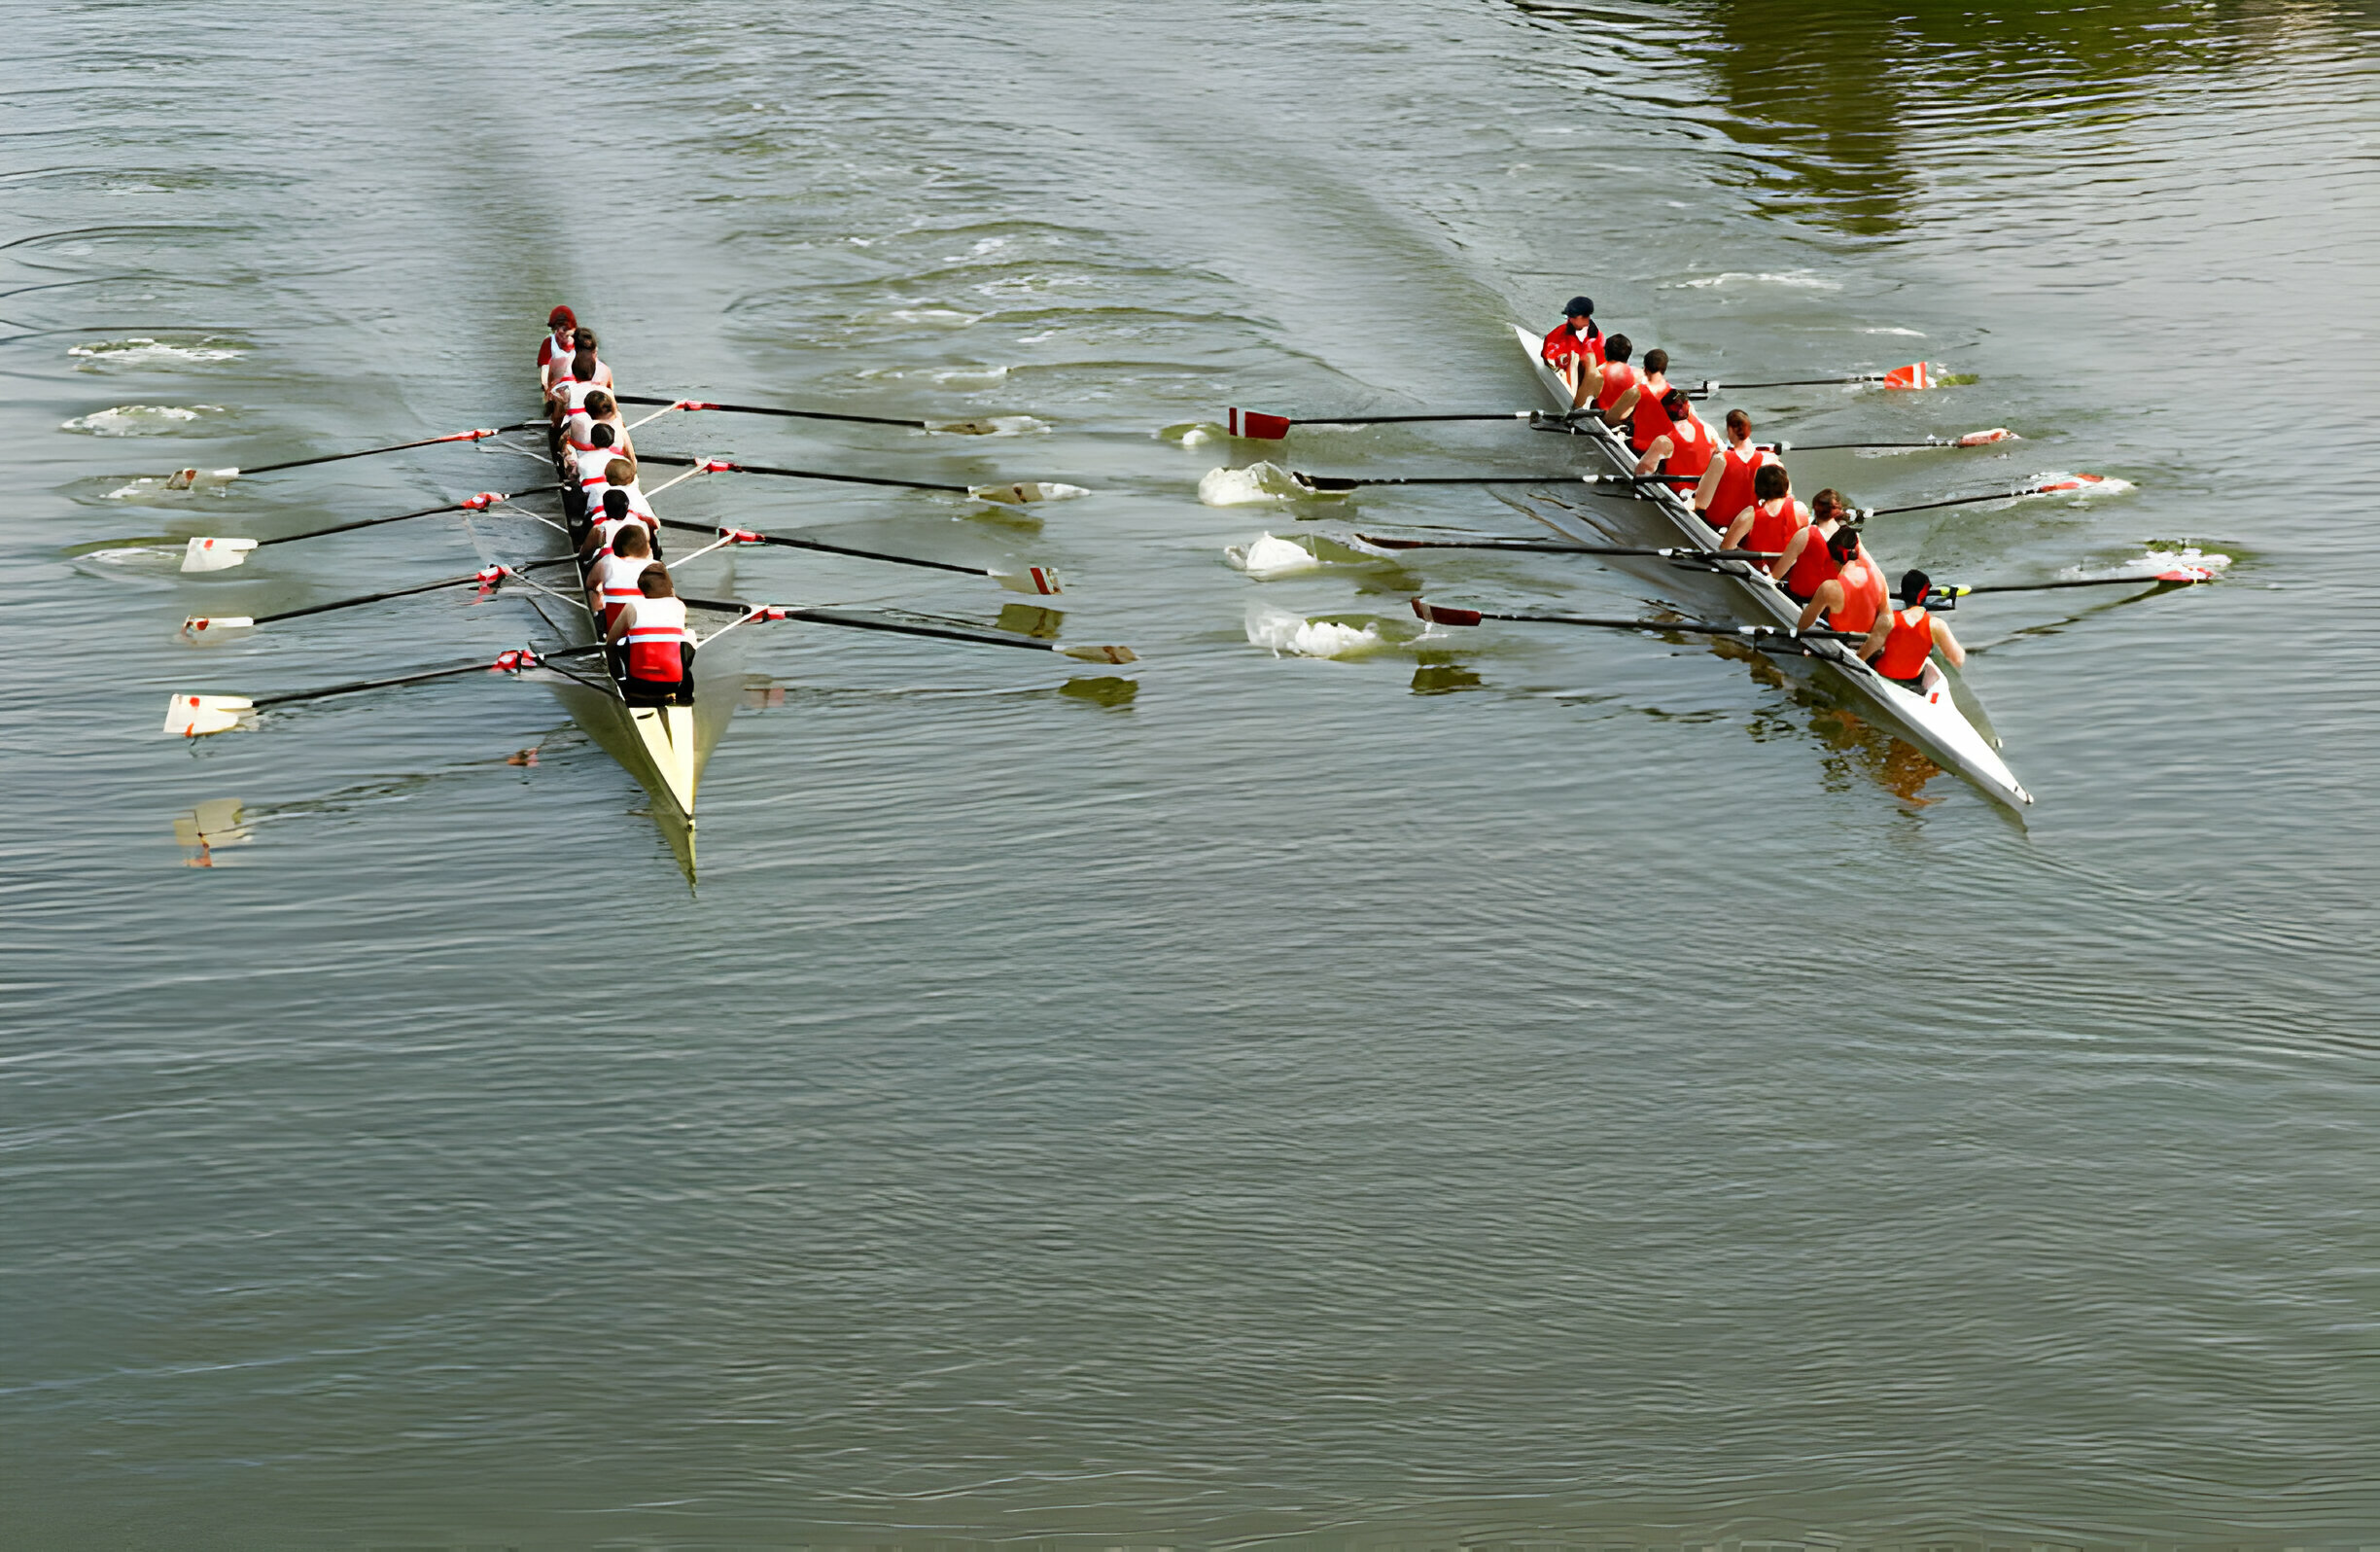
[
  {"x1": 607, "y1": 605, "x2": 633, "y2": 646},
  {"x1": 1770, "y1": 526, "x2": 1809, "y2": 580},
  {"x1": 1603, "y1": 384, "x2": 1640, "y2": 426},
  {"x1": 1719, "y1": 507, "x2": 1755, "y2": 552},
  {"x1": 1796, "y1": 582, "x2": 1837, "y2": 633},
  {"x1": 1857, "y1": 618, "x2": 1892, "y2": 661},
  {"x1": 1692, "y1": 456, "x2": 1725, "y2": 516},
  {"x1": 1931, "y1": 617, "x2": 1966, "y2": 667},
  {"x1": 1632, "y1": 437, "x2": 1672, "y2": 477}
]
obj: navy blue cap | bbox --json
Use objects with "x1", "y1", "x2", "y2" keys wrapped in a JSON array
[{"x1": 1563, "y1": 296, "x2": 1594, "y2": 317}]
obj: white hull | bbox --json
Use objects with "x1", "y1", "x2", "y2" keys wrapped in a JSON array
[{"x1": 1508, "y1": 325, "x2": 2031, "y2": 807}]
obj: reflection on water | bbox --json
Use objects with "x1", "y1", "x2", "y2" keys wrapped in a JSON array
[
  {"x1": 1521, "y1": 0, "x2": 2375, "y2": 234},
  {"x1": 172, "y1": 796, "x2": 249, "y2": 865},
  {"x1": 1056, "y1": 674, "x2": 1138, "y2": 708}
]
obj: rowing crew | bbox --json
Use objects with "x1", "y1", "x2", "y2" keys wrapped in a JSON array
[
  {"x1": 1541, "y1": 297, "x2": 1963, "y2": 689},
  {"x1": 541, "y1": 304, "x2": 694, "y2": 705}
]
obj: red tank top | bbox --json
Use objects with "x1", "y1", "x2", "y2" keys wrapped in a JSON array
[
  {"x1": 1829, "y1": 552, "x2": 1886, "y2": 633},
  {"x1": 1873, "y1": 606, "x2": 1936, "y2": 679},
  {"x1": 1627, "y1": 381, "x2": 1675, "y2": 452},
  {"x1": 1785, "y1": 524, "x2": 1842, "y2": 600},
  {"x1": 1706, "y1": 441, "x2": 1773, "y2": 529},
  {"x1": 1592, "y1": 362, "x2": 1642, "y2": 413},
  {"x1": 1657, "y1": 411, "x2": 1715, "y2": 491},
  {"x1": 1744, "y1": 497, "x2": 1807, "y2": 558}
]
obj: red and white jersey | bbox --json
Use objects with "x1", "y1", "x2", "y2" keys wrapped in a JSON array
[
  {"x1": 589, "y1": 508, "x2": 658, "y2": 558},
  {"x1": 587, "y1": 551, "x2": 652, "y2": 630},
  {"x1": 618, "y1": 595, "x2": 692, "y2": 683},
  {"x1": 538, "y1": 328, "x2": 576, "y2": 374},
  {"x1": 572, "y1": 442, "x2": 624, "y2": 496},
  {"x1": 1541, "y1": 321, "x2": 1602, "y2": 377}
]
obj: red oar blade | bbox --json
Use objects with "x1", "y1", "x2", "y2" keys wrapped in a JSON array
[
  {"x1": 162, "y1": 693, "x2": 254, "y2": 736},
  {"x1": 1226, "y1": 408, "x2": 1293, "y2": 440},
  {"x1": 2157, "y1": 566, "x2": 2216, "y2": 583},
  {"x1": 1411, "y1": 597, "x2": 1484, "y2": 627},
  {"x1": 1956, "y1": 427, "x2": 2016, "y2": 445},
  {"x1": 1880, "y1": 363, "x2": 1934, "y2": 390}
]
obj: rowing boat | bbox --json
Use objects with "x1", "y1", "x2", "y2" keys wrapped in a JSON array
[{"x1": 1507, "y1": 325, "x2": 2033, "y2": 808}]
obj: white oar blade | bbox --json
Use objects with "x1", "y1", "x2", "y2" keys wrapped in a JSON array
[
  {"x1": 181, "y1": 616, "x2": 256, "y2": 638},
  {"x1": 969, "y1": 480, "x2": 1090, "y2": 505},
  {"x1": 164, "y1": 467, "x2": 239, "y2": 490},
  {"x1": 163, "y1": 693, "x2": 253, "y2": 737},
  {"x1": 994, "y1": 566, "x2": 1065, "y2": 595},
  {"x1": 1057, "y1": 643, "x2": 1137, "y2": 664},
  {"x1": 181, "y1": 536, "x2": 257, "y2": 572},
  {"x1": 1956, "y1": 427, "x2": 2016, "y2": 445}
]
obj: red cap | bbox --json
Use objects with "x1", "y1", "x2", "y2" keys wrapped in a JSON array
[{"x1": 547, "y1": 304, "x2": 576, "y2": 328}]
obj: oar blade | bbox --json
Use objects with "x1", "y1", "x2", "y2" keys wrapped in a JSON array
[
  {"x1": 181, "y1": 616, "x2": 256, "y2": 638},
  {"x1": 968, "y1": 480, "x2": 1090, "y2": 505},
  {"x1": 1225, "y1": 408, "x2": 1293, "y2": 440},
  {"x1": 1955, "y1": 427, "x2": 2016, "y2": 445},
  {"x1": 1292, "y1": 473, "x2": 1362, "y2": 492},
  {"x1": 162, "y1": 693, "x2": 253, "y2": 737},
  {"x1": 1411, "y1": 598, "x2": 1483, "y2": 627},
  {"x1": 180, "y1": 536, "x2": 258, "y2": 572},
  {"x1": 164, "y1": 467, "x2": 239, "y2": 490},
  {"x1": 1058, "y1": 643, "x2": 1138, "y2": 664},
  {"x1": 1880, "y1": 363, "x2": 1936, "y2": 390},
  {"x1": 994, "y1": 566, "x2": 1065, "y2": 595},
  {"x1": 2157, "y1": 566, "x2": 2216, "y2": 583}
]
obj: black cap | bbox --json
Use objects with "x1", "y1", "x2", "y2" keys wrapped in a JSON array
[
  {"x1": 1563, "y1": 296, "x2": 1594, "y2": 317},
  {"x1": 1898, "y1": 568, "x2": 1931, "y2": 605}
]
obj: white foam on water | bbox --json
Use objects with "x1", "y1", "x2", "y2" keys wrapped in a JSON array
[
  {"x1": 1244, "y1": 603, "x2": 1382, "y2": 659},
  {"x1": 928, "y1": 414, "x2": 1047, "y2": 437},
  {"x1": 883, "y1": 307, "x2": 982, "y2": 326},
  {"x1": 1664, "y1": 270, "x2": 1843, "y2": 291},
  {"x1": 1224, "y1": 533, "x2": 1322, "y2": 580},
  {"x1": 2031, "y1": 471, "x2": 2136, "y2": 499},
  {"x1": 1859, "y1": 327, "x2": 1928, "y2": 336},
  {"x1": 81, "y1": 547, "x2": 172, "y2": 564},
  {"x1": 62, "y1": 404, "x2": 223, "y2": 436},
  {"x1": 2062, "y1": 547, "x2": 2233, "y2": 581},
  {"x1": 69, "y1": 337, "x2": 243, "y2": 368},
  {"x1": 1157, "y1": 422, "x2": 1219, "y2": 446},
  {"x1": 1199, "y1": 462, "x2": 1326, "y2": 507},
  {"x1": 928, "y1": 366, "x2": 1007, "y2": 386}
]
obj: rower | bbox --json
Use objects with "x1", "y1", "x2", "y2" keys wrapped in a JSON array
[
  {"x1": 609, "y1": 565, "x2": 694, "y2": 706},
  {"x1": 1540, "y1": 297, "x2": 1602, "y2": 398},
  {"x1": 585, "y1": 520, "x2": 655, "y2": 631},
  {"x1": 1572, "y1": 333, "x2": 1641, "y2": 417},
  {"x1": 569, "y1": 423, "x2": 627, "y2": 511},
  {"x1": 1768, "y1": 487, "x2": 1851, "y2": 599},
  {"x1": 592, "y1": 453, "x2": 656, "y2": 523},
  {"x1": 1691, "y1": 409, "x2": 1775, "y2": 530},
  {"x1": 1719, "y1": 462, "x2": 1808, "y2": 567},
  {"x1": 1630, "y1": 387, "x2": 1715, "y2": 497},
  {"x1": 1791, "y1": 525, "x2": 1887, "y2": 638},
  {"x1": 538, "y1": 305, "x2": 578, "y2": 393},
  {"x1": 547, "y1": 328, "x2": 612, "y2": 415},
  {"x1": 1606, "y1": 348, "x2": 1677, "y2": 452},
  {"x1": 579, "y1": 484, "x2": 661, "y2": 562},
  {"x1": 564, "y1": 386, "x2": 631, "y2": 458},
  {"x1": 1861, "y1": 569, "x2": 1965, "y2": 688}
]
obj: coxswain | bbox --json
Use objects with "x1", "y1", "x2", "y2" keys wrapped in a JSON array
[
  {"x1": 1768, "y1": 488, "x2": 1852, "y2": 598},
  {"x1": 1540, "y1": 297, "x2": 1602, "y2": 397},
  {"x1": 538, "y1": 306, "x2": 578, "y2": 392},
  {"x1": 1572, "y1": 333, "x2": 1641, "y2": 416},
  {"x1": 585, "y1": 520, "x2": 656, "y2": 631},
  {"x1": 1719, "y1": 462, "x2": 1808, "y2": 564},
  {"x1": 1861, "y1": 569, "x2": 1965, "y2": 688},
  {"x1": 609, "y1": 565, "x2": 694, "y2": 706},
  {"x1": 1606, "y1": 348, "x2": 1677, "y2": 453},
  {"x1": 1630, "y1": 387, "x2": 1715, "y2": 496},
  {"x1": 1793, "y1": 525, "x2": 1888, "y2": 637},
  {"x1": 1690, "y1": 409, "x2": 1775, "y2": 530}
]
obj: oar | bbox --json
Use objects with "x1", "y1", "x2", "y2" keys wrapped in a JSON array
[
  {"x1": 611, "y1": 394, "x2": 1020, "y2": 436},
  {"x1": 1357, "y1": 532, "x2": 1776, "y2": 561},
  {"x1": 681, "y1": 596, "x2": 1136, "y2": 662},
  {"x1": 181, "y1": 565, "x2": 511, "y2": 636},
  {"x1": 638, "y1": 454, "x2": 1087, "y2": 505},
  {"x1": 163, "y1": 423, "x2": 542, "y2": 488},
  {"x1": 1224, "y1": 407, "x2": 1568, "y2": 440},
  {"x1": 1291, "y1": 470, "x2": 1666, "y2": 494},
  {"x1": 1854, "y1": 473, "x2": 2119, "y2": 518},
  {"x1": 179, "y1": 486, "x2": 559, "y2": 572},
  {"x1": 1935, "y1": 566, "x2": 2213, "y2": 600},
  {"x1": 162, "y1": 644, "x2": 601, "y2": 736},
  {"x1": 650, "y1": 516, "x2": 1062, "y2": 595},
  {"x1": 1412, "y1": 597, "x2": 1857, "y2": 642},
  {"x1": 1695, "y1": 363, "x2": 1970, "y2": 393},
  {"x1": 1778, "y1": 429, "x2": 2014, "y2": 450}
]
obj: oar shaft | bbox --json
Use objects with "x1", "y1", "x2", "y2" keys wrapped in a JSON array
[
  {"x1": 651, "y1": 516, "x2": 987, "y2": 580},
  {"x1": 678, "y1": 596, "x2": 1061, "y2": 654},
  {"x1": 1294, "y1": 412, "x2": 1536, "y2": 426},
  {"x1": 634, "y1": 454, "x2": 968, "y2": 494},
  {"x1": 236, "y1": 425, "x2": 528, "y2": 476},
  {"x1": 1357, "y1": 534, "x2": 1775, "y2": 559},
  {"x1": 252, "y1": 569, "x2": 499, "y2": 625},
  {"x1": 257, "y1": 484, "x2": 559, "y2": 547},
  {"x1": 612, "y1": 393, "x2": 928, "y2": 431},
  {"x1": 247, "y1": 658, "x2": 502, "y2": 709}
]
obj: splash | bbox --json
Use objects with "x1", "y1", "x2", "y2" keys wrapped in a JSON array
[
  {"x1": 1158, "y1": 422, "x2": 1219, "y2": 447},
  {"x1": 62, "y1": 404, "x2": 222, "y2": 436},
  {"x1": 1664, "y1": 270, "x2": 1843, "y2": 291},
  {"x1": 1245, "y1": 603, "x2": 1382, "y2": 658},
  {"x1": 1224, "y1": 533, "x2": 1322, "y2": 579},
  {"x1": 2063, "y1": 546, "x2": 2231, "y2": 581},
  {"x1": 927, "y1": 414, "x2": 1047, "y2": 437},
  {"x1": 2031, "y1": 471, "x2": 2135, "y2": 499},
  {"x1": 1200, "y1": 462, "x2": 1332, "y2": 507},
  {"x1": 69, "y1": 337, "x2": 243, "y2": 368}
]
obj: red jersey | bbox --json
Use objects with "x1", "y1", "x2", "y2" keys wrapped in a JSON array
[
  {"x1": 1828, "y1": 552, "x2": 1886, "y2": 633},
  {"x1": 1784, "y1": 525, "x2": 1842, "y2": 600},
  {"x1": 1873, "y1": 606, "x2": 1936, "y2": 680},
  {"x1": 1591, "y1": 361, "x2": 1642, "y2": 414},
  {"x1": 1654, "y1": 409, "x2": 1715, "y2": 492},
  {"x1": 1627, "y1": 380, "x2": 1675, "y2": 452},
  {"x1": 1541, "y1": 321, "x2": 1602, "y2": 374},
  {"x1": 1704, "y1": 441, "x2": 1775, "y2": 529}
]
